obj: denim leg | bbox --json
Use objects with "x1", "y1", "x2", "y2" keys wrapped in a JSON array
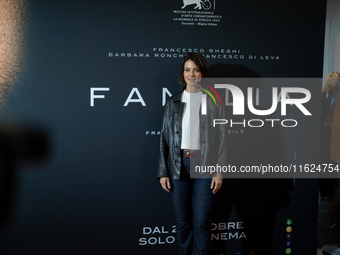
[
  {"x1": 171, "y1": 178, "x2": 194, "y2": 255},
  {"x1": 192, "y1": 178, "x2": 215, "y2": 255}
]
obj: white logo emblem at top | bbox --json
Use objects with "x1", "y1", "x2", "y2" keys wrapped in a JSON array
[{"x1": 182, "y1": 0, "x2": 212, "y2": 10}]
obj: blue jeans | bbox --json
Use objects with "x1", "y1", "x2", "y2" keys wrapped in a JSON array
[{"x1": 171, "y1": 156, "x2": 215, "y2": 255}]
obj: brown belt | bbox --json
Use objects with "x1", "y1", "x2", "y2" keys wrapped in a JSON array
[{"x1": 182, "y1": 150, "x2": 200, "y2": 158}]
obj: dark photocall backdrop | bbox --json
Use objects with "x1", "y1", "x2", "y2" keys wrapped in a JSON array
[{"x1": 0, "y1": 0, "x2": 326, "y2": 254}]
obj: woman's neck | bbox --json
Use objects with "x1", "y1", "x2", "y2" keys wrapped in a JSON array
[{"x1": 185, "y1": 84, "x2": 201, "y2": 93}]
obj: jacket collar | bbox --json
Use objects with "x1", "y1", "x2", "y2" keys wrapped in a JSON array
[
  {"x1": 173, "y1": 92, "x2": 182, "y2": 102},
  {"x1": 173, "y1": 86, "x2": 186, "y2": 102}
]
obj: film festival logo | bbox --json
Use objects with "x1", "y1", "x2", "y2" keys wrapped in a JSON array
[{"x1": 181, "y1": 0, "x2": 216, "y2": 10}]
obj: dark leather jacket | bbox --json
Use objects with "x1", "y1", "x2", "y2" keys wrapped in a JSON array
[{"x1": 157, "y1": 90, "x2": 227, "y2": 180}]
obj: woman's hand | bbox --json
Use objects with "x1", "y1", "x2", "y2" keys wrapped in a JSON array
[
  {"x1": 211, "y1": 172, "x2": 223, "y2": 194},
  {"x1": 160, "y1": 177, "x2": 171, "y2": 192}
]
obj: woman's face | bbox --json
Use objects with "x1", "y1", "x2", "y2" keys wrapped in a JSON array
[{"x1": 183, "y1": 60, "x2": 202, "y2": 86}]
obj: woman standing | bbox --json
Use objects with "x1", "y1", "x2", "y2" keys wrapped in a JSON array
[{"x1": 157, "y1": 53, "x2": 227, "y2": 255}]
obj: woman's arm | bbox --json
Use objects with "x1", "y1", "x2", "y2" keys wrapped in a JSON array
[
  {"x1": 157, "y1": 101, "x2": 171, "y2": 189},
  {"x1": 211, "y1": 98, "x2": 227, "y2": 194}
]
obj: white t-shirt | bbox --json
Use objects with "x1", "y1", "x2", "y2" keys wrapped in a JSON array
[{"x1": 181, "y1": 90, "x2": 202, "y2": 150}]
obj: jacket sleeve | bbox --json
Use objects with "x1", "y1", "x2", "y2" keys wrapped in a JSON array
[
  {"x1": 157, "y1": 102, "x2": 170, "y2": 179},
  {"x1": 217, "y1": 102, "x2": 228, "y2": 168}
]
